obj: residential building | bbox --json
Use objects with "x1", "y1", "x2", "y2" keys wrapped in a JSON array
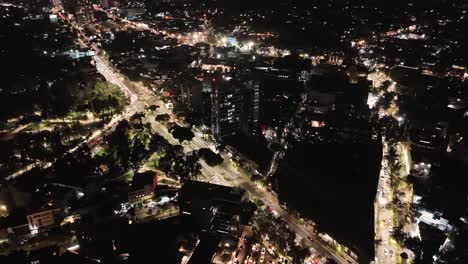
[
  {"x1": 211, "y1": 79, "x2": 243, "y2": 140},
  {"x1": 211, "y1": 79, "x2": 260, "y2": 140},
  {"x1": 240, "y1": 80, "x2": 260, "y2": 135},
  {"x1": 128, "y1": 171, "x2": 157, "y2": 205}
]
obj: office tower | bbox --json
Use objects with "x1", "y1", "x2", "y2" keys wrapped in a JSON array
[
  {"x1": 211, "y1": 79, "x2": 243, "y2": 140},
  {"x1": 241, "y1": 80, "x2": 259, "y2": 135}
]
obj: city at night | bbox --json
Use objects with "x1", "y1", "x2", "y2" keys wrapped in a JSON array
[{"x1": 0, "y1": 0, "x2": 467, "y2": 263}]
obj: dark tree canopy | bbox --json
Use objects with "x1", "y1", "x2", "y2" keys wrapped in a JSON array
[
  {"x1": 169, "y1": 125, "x2": 195, "y2": 143},
  {"x1": 155, "y1": 113, "x2": 171, "y2": 122},
  {"x1": 198, "y1": 148, "x2": 224, "y2": 167}
]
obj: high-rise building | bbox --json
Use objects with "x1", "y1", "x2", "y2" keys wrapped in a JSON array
[
  {"x1": 176, "y1": 76, "x2": 203, "y2": 115},
  {"x1": 241, "y1": 80, "x2": 259, "y2": 135},
  {"x1": 211, "y1": 78, "x2": 260, "y2": 140},
  {"x1": 211, "y1": 79, "x2": 243, "y2": 140}
]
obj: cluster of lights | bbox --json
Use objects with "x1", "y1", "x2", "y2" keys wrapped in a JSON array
[
  {"x1": 414, "y1": 162, "x2": 431, "y2": 177},
  {"x1": 0, "y1": 204, "x2": 8, "y2": 217}
]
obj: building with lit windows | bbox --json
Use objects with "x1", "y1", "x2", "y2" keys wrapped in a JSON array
[
  {"x1": 211, "y1": 79, "x2": 244, "y2": 140},
  {"x1": 27, "y1": 207, "x2": 61, "y2": 234},
  {"x1": 128, "y1": 171, "x2": 157, "y2": 205},
  {"x1": 211, "y1": 79, "x2": 260, "y2": 140},
  {"x1": 241, "y1": 80, "x2": 260, "y2": 135}
]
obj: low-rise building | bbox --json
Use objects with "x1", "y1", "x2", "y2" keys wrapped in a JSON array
[
  {"x1": 0, "y1": 209, "x2": 30, "y2": 240},
  {"x1": 179, "y1": 180, "x2": 245, "y2": 238},
  {"x1": 27, "y1": 207, "x2": 61, "y2": 234},
  {"x1": 128, "y1": 171, "x2": 157, "y2": 205}
]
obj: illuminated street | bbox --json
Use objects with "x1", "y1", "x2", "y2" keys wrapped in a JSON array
[{"x1": 2, "y1": 1, "x2": 467, "y2": 263}]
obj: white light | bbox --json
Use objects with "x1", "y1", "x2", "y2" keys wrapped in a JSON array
[{"x1": 67, "y1": 244, "x2": 80, "y2": 251}]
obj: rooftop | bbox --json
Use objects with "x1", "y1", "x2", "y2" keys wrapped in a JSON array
[
  {"x1": 179, "y1": 180, "x2": 245, "y2": 204},
  {"x1": 130, "y1": 171, "x2": 157, "y2": 190}
]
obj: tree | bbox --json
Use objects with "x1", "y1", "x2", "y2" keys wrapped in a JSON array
[
  {"x1": 173, "y1": 159, "x2": 190, "y2": 180},
  {"x1": 158, "y1": 155, "x2": 174, "y2": 177},
  {"x1": 198, "y1": 148, "x2": 224, "y2": 167},
  {"x1": 376, "y1": 91, "x2": 396, "y2": 111},
  {"x1": 155, "y1": 113, "x2": 171, "y2": 122},
  {"x1": 391, "y1": 225, "x2": 406, "y2": 244},
  {"x1": 290, "y1": 246, "x2": 310, "y2": 263},
  {"x1": 79, "y1": 81, "x2": 126, "y2": 120},
  {"x1": 130, "y1": 137, "x2": 146, "y2": 169},
  {"x1": 186, "y1": 152, "x2": 201, "y2": 178},
  {"x1": 381, "y1": 80, "x2": 392, "y2": 92},
  {"x1": 149, "y1": 134, "x2": 166, "y2": 152},
  {"x1": 147, "y1": 104, "x2": 160, "y2": 111},
  {"x1": 107, "y1": 120, "x2": 131, "y2": 169},
  {"x1": 169, "y1": 125, "x2": 195, "y2": 143},
  {"x1": 50, "y1": 80, "x2": 74, "y2": 119},
  {"x1": 130, "y1": 112, "x2": 145, "y2": 125},
  {"x1": 50, "y1": 126, "x2": 66, "y2": 158}
]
